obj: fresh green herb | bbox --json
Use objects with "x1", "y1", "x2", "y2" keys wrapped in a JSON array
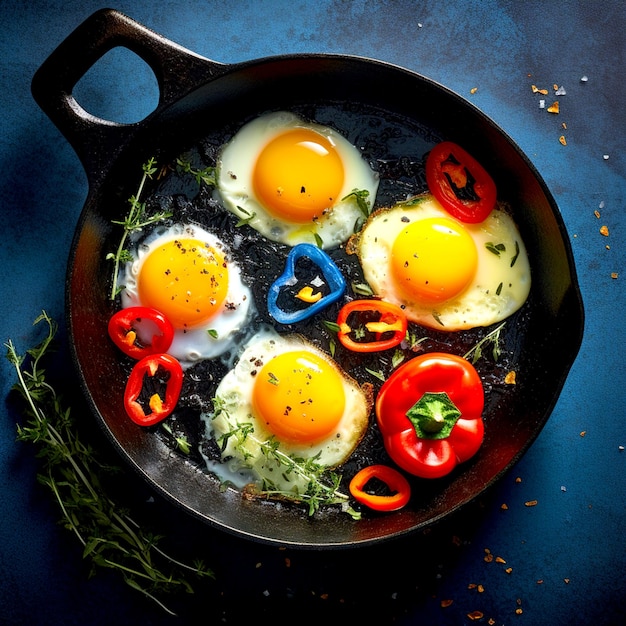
[
  {"x1": 495, "y1": 282, "x2": 503, "y2": 296},
  {"x1": 463, "y1": 321, "x2": 506, "y2": 364},
  {"x1": 365, "y1": 367, "x2": 386, "y2": 382},
  {"x1": 405, "y1": 329, "x2": 429, "y2": 351},
  {"x1": 352, "y1": 282, "x2": 374, "y2": 297},
  {"x1": 175, "y1": 157, "x2": 217, "y2": 187},
  {"x1": 432, "y1": 311, "x2": 444, "y2": 326},
  {"x1": 213, "y1": 403, "x2": 360, "y2": 519},
  {"x1": 342, "y1": 188, "x2": 372, "y2": 218},
  {"x1": 233, "y1": 205, "x2": 256, "y2": 227},
  {"x1": 322, "y1": 320, "x2": 341, "y2": 334},
  {"x1": 207, "y1": 329, "x2": 219, "y2": 339},
  {"x1": 328, "y1": 337, "x2": 337, "y2": 358},
  {"x1": 161, "y1": 422, "x2": 192, "y2": 455},
  {"x1": 267, "y1": 372, "x2": 279, "y2": 386},
  {"x1": 510, "y1": 240, "x2": 520, "y2": 267},
  {"x1": 106, "y1": 158, "x2": 172, "y2": 299},
  {"x1": 485, "y1": 242, "x2": 506, "y2": 257},
  {"x1": 314, "y1": 232, "x2": 324, "y2": 249},
  {"x1": 5, "y1": 313, "x2": 213, "y2": 614},
  {"x1": 391, "y1": 349, "x2": 405, "y2": 369}
]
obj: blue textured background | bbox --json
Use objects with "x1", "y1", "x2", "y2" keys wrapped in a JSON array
[{"x1": 1, "y1": 1, "x2": 625, "y2": 624}]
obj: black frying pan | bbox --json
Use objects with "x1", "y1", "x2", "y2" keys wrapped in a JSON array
[{"x1": 31, "y1": 9, "x2": 584, "y2": 548}]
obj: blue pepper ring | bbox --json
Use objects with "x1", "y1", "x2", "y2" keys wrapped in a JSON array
[{"x1": 267, "y1": 243, "x2": 347, "y2": 325}]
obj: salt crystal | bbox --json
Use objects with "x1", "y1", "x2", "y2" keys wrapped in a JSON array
[
  {"x1": 580, "y1": 75, "x2": 588, "y2": 82},
  {"x1": 599, "y1": 200, "x2": 605, "y2": 209},
  {"x1": 560, "y1": 486, "x2": 567, "y2": 492},
  {"x1": 555, "y1": 86, "x2": 567, "y2": 96},
  {"x1": 539, "y1": 99, "x2": 545, "y2": 108},
  {"x1": 603, "y1": 154, "x2": 610, "y2": 160}
]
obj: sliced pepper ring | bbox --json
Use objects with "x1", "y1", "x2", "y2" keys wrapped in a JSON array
[
  {"x1": 349, "y1": 464, "x2": 411, "y2": 512},
  {"x1": 336, "y1": 299, "x2": 407, "y2": 352},
  {"x1": 124, "y1": 353, "x2": 183, "y2": 427},
  {"x1": 267, "y1": 243, "x2": 346, "y2": 324},
  {"x1": 425, "y1": 141, "x2": 497, "y2": 224},
  {"x1": 108, "y1": 306, "x2": 174, "y2": 359}
]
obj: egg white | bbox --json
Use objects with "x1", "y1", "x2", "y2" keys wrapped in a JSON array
[
  {"x1": 217, "y1": 111, "x2": 379, "y2": 249},
  {"x1": 120, "y1": 223, "x2": 253, "y2": 368},
  {"x1": 204, "y1": 329, "x2": 372, "y2": 496},
  {"x1": 349, "y1": 194, "x2": 531, "y2": 331}
]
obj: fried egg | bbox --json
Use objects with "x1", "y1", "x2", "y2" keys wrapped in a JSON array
[
  {"x1": 206, "y1": 329, "x2": 372, "y2": 494},
  {"x1": 348, "y1": 194, "x2": 531, "y2": 331},
  {"x1": 217, "y1": 111, "x2": 379, "y2": 249},
  {"x1": 120, "y1": 223, "x2": 252, "y2": 367}
]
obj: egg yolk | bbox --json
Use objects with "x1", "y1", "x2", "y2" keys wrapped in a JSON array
[
  {"x1": 252, "y1": 350, "x2": 346, "y2": 444},
  {"x1": 391, "y1": 217, "x2": 478, "y2": 302},
  {"x1": 253, "y1": 128, "x2": 345, "y2": 223},
  {"x1": 137, "y1": 238, "x2": 229, "y2": 328}
]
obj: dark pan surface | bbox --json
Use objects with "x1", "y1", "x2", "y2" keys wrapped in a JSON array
[{"x1": 32, "y1": 9, "x2": 584, "y2": 547}]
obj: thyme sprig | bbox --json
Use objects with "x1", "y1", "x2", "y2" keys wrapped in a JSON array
[
  {"x1": 106, "y1": 158, "x2": 172, "y2": 299},
  {"x1": 463, "y1": 321, "x2": 506, "y2": 364},
  {"x1": 212, "y1": 399, "x2": 360, "y2": 519},
  {"x1": 175, "y1": 157, "x2": 217, "y2": 187},
  {"x1": 5, "y1": 312, "x2": 213, "y2": 615}
]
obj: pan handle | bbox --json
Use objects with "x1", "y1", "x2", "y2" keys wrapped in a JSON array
[{"x1": 31, "y1": 8, "x2": 226, "y2": 186}]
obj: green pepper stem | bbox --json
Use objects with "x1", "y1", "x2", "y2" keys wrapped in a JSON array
[{"x1": 406, "y1": 391, "x2": 462, "y2": 440}]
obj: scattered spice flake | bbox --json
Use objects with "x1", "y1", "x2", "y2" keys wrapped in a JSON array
[
  {"x1": 525, "y1": 499, "x2": 538, "y2": 507},
  {"x1": 470, "y1": 87, "x2": 478, "y2": 94},
  {"x1": 468, "y1": 611, "x2": 484, "y2": 621},
  {"x1": 468, "y1": 583, "x2": 478, "y2": 590},
  {"x1": 611, "y1": 272, "x2": 618, "y2": 279},
  {"x1": 537, "y1": 579, "x2": 544, "y2": 584},
  {"x1": 547, "y1": 101, "x2": 560, "y2": 114},
  {"x1": 564, "y1": 578, "x2": 570, "y2": 584},
  {"x1": 594, "y1": 210, "x2": 601, "y2": 218},
  {"x1": 505, "y1": 567, "x2": 513, "y2": 574},
  {"x1": 515, "y1": 608, "x2": 523, "y2": 615},
  {"x1": 559, "y1": 135, "x2": 567, "y2": 145},
  {"x1": 284, "y1": 557, "x2": 291, "y2": 568},
  {"x1": 531, "y1": 84, "x2": 549, "y2": 95},
  {"x1": 440, "y1": 599, "x2": 454, "y2": 608},
  {"x1": 495, "y1": 556, "x2": 507, "y2": 564},
  {"x1": 477, "y1": 584, "x2": 485, "y2": 593},
  {"x1": 505, "y1": 371, "x2": 517, "y2": 385},
  {"x1": 580, "y1": 430, "x2": 586, "y2": 437},
  {"x1": 488, "y1": 619, "x2": 496, "y2": 626},
  {"x1": 562, "y1": 122, "x2": 567, "y2": 129},
  {"x1": 515, "y1": 477, "x2": 522, "y2": 483},
  {"x1": 501, "y1": 503, "x2": 509, "y2": 510},
  {"x1": 600, "y1": 225, "x2": 609, "y2": 236}
]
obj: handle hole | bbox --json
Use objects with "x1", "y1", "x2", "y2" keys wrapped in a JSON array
[{"x1": 73, "y1": 46, "x2": 159, "y2": 124}]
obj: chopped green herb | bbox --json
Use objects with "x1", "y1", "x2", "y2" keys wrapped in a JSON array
[{"x1": 510, "y1": 240, "x2": 520, "y2": 267}]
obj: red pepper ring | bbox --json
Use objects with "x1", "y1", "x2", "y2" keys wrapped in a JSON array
[
  {"x1": 108, "y1": 306, "x2": 174, "y2": 359},
  {"x1": 336, "y1": 299, "x2": 408, "y2": 353},
  {"x1": 349, "y1": 464, "x2": 411, "y2": 512},
  {"x1": 425, "y1": 141, "x2": 497, "y2": 224},
  {"x1": 124, "y1": 353, "x2": 183, "y2": 427}
]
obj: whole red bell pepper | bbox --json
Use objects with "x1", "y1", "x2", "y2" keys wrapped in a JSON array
[
  {"x1": 425, "y1": 141, "x2": 497, "y2": 223},
  {"x1": 336, "y1": 299, "x2": 407, "y2": 353},
  {"x1": 108, "y1": 306, "x2": 174, "y2": 359},
  {"x1": 124, "y1": 353, "x2": 183, "y2": 426},
  {"x1": 375, "y1": 352, "x2": 484, "y2": 479}
]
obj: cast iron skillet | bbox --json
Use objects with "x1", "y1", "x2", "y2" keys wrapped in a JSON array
[{"x1": 31, "y1": 9, "x2": 584, "y2": 548}]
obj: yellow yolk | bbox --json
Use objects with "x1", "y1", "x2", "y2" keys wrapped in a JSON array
[
  {"x1": 252, "y1": 128, "x2": 345, "y2": 223},
  {"x1": 252, "y1": 350, "x2": 346, "y2": 444},
  {"x1": 137, "y1": 238, "x2": 229, "y2": 328},
  {"x1": 391, "y1": 217, "x2": 478, "y2": 302}
]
